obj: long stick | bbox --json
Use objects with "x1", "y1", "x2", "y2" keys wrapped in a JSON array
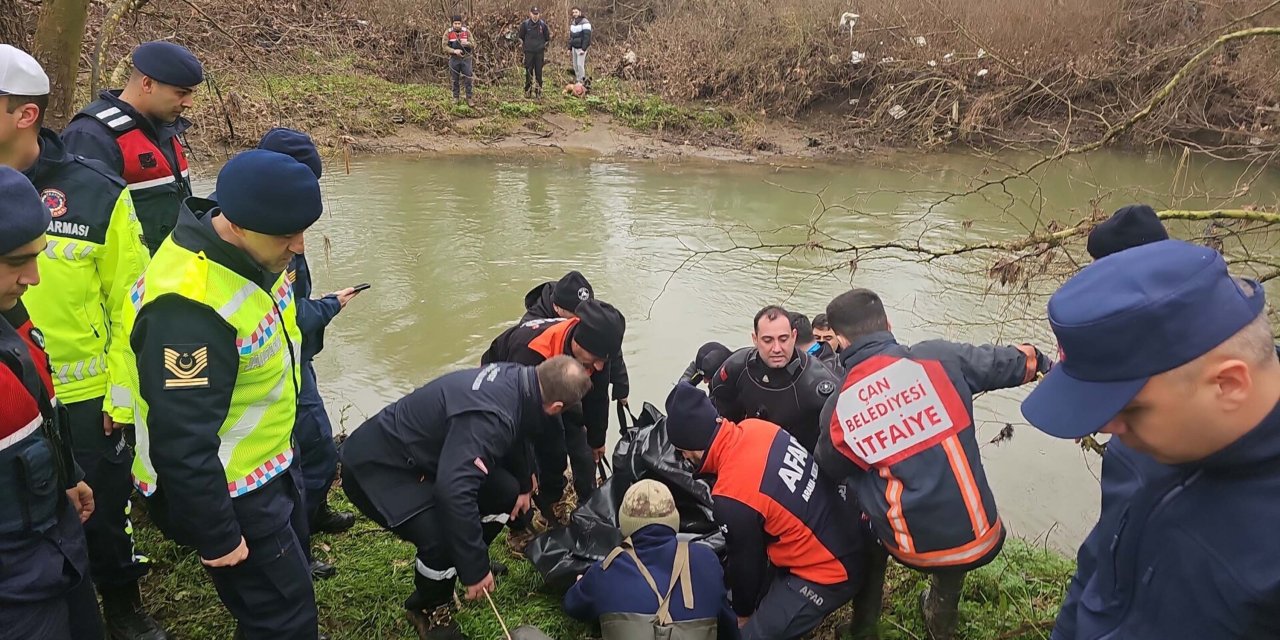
[{"x1": 483, "y1": 588, "x2": 513, "y2": 640}]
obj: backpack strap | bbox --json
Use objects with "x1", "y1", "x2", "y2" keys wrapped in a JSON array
[{"x1": 654, "y1": 540, "x2": 693, "y2": 625}]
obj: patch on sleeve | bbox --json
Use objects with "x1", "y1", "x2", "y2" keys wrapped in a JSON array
[{"x1": 163, "y1": 344, "x2": 210, "y2": 390}]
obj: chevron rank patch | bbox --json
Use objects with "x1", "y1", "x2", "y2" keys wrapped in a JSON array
[{"x1": 163, "y1": 344, "x2": 209, "y2": 390}]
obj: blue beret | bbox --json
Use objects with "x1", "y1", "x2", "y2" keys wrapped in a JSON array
[
  {"x1": 215, "y1": 150, "x2": 321, "y2": 236},
  {"x1": 257, "y1": 128, "x2": 322, "y2": 179},
  {"x1": 132, "y1": 41, "x2": 203, "y2": 87},
  {"x1": 0, "y1": 167, "x2": 50, "y2": 255}
]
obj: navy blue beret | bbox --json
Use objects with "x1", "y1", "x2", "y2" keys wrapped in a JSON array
[
  {"x1": 0, "y1": 166, "x2": 50, "y2": 255},
  {"x1": 132, "y1": 41, "x2": 203, "y2": 87},
  {"x1": 216, "y1": 150, "x2": 321, "y2": 236},
  {"x1": 257, "y1": 128, "x2": 322, "y2": 179}
]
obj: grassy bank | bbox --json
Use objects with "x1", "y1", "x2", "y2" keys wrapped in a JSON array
[
  {"x1": 135, "y1": 490, "x2": 1072, "y2": 639},
  {"x1": 200, "y1": 64, "x2": 737, "y2": 149}
]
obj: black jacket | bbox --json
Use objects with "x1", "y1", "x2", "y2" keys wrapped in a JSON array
[
  {"x1": 521, "y1": 282, "x2": 629, "y2": 400},
  {"x1": 518, "y1": 18, "x2": 552, "y2": 53},
  {"x1": 62, "y1": 90, "x2": 193, "y2": 253},
  {"x1": 568, "y1": 15, "x2": 593, "y2": 50},
  {"x1": 483, "y1": 317, "x2": 611, "y2": 448},
  {"x1": 24, "y1": 128, "x2": 127, "y2": 247},
  {"x1": 707, "y1": 347, "x2": 839, "y2": 452},
  {"x1": 340, "y1": 363, "x2": 545, "y2": 585},
  {"x1": 129, "y1": 198, "x2": 292, "y2": 560}
]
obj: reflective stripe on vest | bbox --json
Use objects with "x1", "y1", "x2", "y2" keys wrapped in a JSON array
[{"x1": 121, "y1": 237, "x2": 300, "y2": 498}]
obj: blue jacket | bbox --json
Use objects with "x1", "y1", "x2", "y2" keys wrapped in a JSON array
[
  {"x1": 1054, "y1": 406, "x2": 1280, "y2": 639},
  {"x1": 565, "y1": 524, "x2": 736, "y2": 636}
]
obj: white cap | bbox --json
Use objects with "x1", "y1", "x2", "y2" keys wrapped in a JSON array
[{"x1": 0, "y1": 45, "x2": 50, "y2": 96}]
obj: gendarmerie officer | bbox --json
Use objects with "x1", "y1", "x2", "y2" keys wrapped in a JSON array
[
  {"x1": 341, "y1": 356, "x2": 593, "y2": 640},
  {"x1": 62, "y1": 42, "x2": 202, "y2": 254},
  {"x1": 483, "y1": 298, "x2": 626, "y2": 524},
  {"x1": 117, "y1": 151, "x2": 324, "y2": 639},
  {"x1": 708, "y1": 305, "x2": 838, "y2": 451},
  {"x1": 0, "y1": 167, "x2": 103, "y2": 639},
  {"x1": 0, "y1": 47, "x2": 165, "y2": 639}
]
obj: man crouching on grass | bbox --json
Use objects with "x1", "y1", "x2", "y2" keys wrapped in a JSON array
[{"x1": 340, "y1": 356, "x2": 592, "y2": 640}]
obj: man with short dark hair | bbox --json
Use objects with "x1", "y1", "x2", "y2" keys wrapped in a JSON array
[
  {"x1": 0, "y1": 45, "x2": 164, "y2": 639},
  {"x1": 442, "y1": 15, "x2": 476, "y2": 106},
  {"x1": 518, "y1": 6, "x2": 552, "y2": 98},
  {"x1": 62, "y1": 41, "x2": 202, "y2": 254},
  {"x1": 666, "y1": 382, "x2": 865, "y2": 639},
  {"x1": 812, "y1": 313, "x2": 837, "y2": 347},
  {"x1": 567, "y1": 7, "x2": 592, "y2": 85},
  {"x1": 1022, "y1": 240, "x2": 1280, "y2": 639},
  {"x1": 341, "y1": 356, "x2": 593, "y2": 640},
  {"x1": 817, "y1": 288, "x2": 1052, "y2": 640},
  {"x1": 708, "y1": 305, "x2": 838, "y2": 451},
  {"x1": 790, "y1": 311, "x2": 838, "y2": 370}
]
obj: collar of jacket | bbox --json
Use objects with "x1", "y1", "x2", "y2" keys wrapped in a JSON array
[
  {"x1": 523, "y1": 281, "x2": 556, "y2": 319},
  {"x1": 22, "y1": 128, "x2": 72, "y2": 184},
  {"x1": 171, "y1": 198, "x2": 279, "y2": 291},
  {"x1": 698, "y1": 418, "x2": 739, "y2": 475},
  {"x1": 747, "y1": 347, "x2": 805, "y2": 380},
  {"x1": 1185, "y1": 397, "x2": 1280, "y2": 473},
  {"x1": 99, "y1": 89, "x2": 193, "y2": 137},
  {"x1": 839, "y1": 331, "x2": 899, "y2": 369},
  {"x1": 628, "y1": 523, "x2": 678, "y2": 546}
]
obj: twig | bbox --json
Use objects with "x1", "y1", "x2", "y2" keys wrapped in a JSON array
[{"x1": 482, "y1": 588, "x2": 513, "y2": 640}]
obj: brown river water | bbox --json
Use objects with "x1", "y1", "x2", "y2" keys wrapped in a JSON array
[{"x1": 191, "y1": 147, "x2": 1280, "y2": 553}]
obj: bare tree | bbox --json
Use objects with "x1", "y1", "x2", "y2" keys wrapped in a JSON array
[{"x1": 32, "y1": 0, "x2": 92, "y2": 129}]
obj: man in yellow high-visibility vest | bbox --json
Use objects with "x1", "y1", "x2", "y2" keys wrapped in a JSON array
[{"x1": 118, "y1": 149, "x2": 323, "y2": 639}]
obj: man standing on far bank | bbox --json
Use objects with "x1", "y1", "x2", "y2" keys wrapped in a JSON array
[
  {"x1": 442, "y1": 16, "x2": 476, "y2": 106},
  {"x1": 518, "y1": 6, "x2": 552, "y2": 98},
  {"x1": 568, "y1": 7, "x2": 592, "y2": 86},
  {"x1": 1022, "y1": 240, "x2": 1280, "y2": 638},
  {"x1": 62, "y1": 41, "x2": 201, "y2": 255}
]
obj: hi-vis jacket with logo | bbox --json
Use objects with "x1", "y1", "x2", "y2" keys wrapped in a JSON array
[
  {"x1": 698, "y1": 418, "x2": 865, "y2": 617},
  {"x1": 21, "y1": 128, "x2": 149, "y2": 422},
  {"x1": 62, "y1": 90, "x2": 193, "y2": 255},
  {"x1": 119, "y1": 200, "x2": 300, "y2": 561},
  {"x1": 816, "y1": 331, "x2": 1049, "y2": 571}
]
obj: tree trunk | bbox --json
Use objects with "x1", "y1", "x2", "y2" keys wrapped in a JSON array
[
  {"x1": 32, "y1": 0, "x2": 92, "y2": 130},
  {"x1": 0, "y1": 0, "x2": 29, "y2": 50}
]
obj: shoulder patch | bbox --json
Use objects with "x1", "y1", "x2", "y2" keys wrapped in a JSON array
[
  {"x1": 41, "y1": 189, "x2": 67, "y2": 218},
  {"x1": 163, "y1": 344, "x2": 210, "y2": 390},
  {"x1": 817, "y1": 380, "x2": 836, "y2": 396}
]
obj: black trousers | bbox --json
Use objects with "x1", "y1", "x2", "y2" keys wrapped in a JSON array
[
  {"x1": 66, "y1": 398, "x2": 148, "y2": 589},
  {"x1": 149, "y1": 471, "x2": 317, "y2": 640},
  {"x1": 523, "y1": 50, "x2": 546, "y2": 91},
  {"x1": 0, "y1": 503, "x2": 104, "y2": 639},
  {"x1": 342, "y1": 466, "x2": 518, "y2": 611},
  {"x1": 532, "y1": 421, "x2": 596, "y2": 517}
]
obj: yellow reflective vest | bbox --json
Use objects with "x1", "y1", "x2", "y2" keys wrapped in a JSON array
[
  {"x1": 22, "y1": 130, "x2": 150, "y2": 422},
  {"x1": 120, "y1": 236, "x2": 300, "y2": 497}
]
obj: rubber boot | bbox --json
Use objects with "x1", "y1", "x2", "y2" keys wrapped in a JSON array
[
  {"x1": 919, "y1": 571, "x2": 965, "y2": 640},
  {"x1": 100, "y1": 581, "x2": 171, "y2": 640}
]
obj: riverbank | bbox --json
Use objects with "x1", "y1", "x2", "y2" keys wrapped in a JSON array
[{"x1": 133, "y1": 490, "x2": 1072, "y2": 639}]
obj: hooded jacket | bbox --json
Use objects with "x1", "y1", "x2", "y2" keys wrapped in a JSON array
[
  {"x1": 816, "y1": 331, "x2": 1045, "y2": 571},
  {"x1": 522, "y1": 281, "x2": 630, "y2": 400},
  {"x1": 1052, "y1": 410, "x2": 1280, "y2": 639}
]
